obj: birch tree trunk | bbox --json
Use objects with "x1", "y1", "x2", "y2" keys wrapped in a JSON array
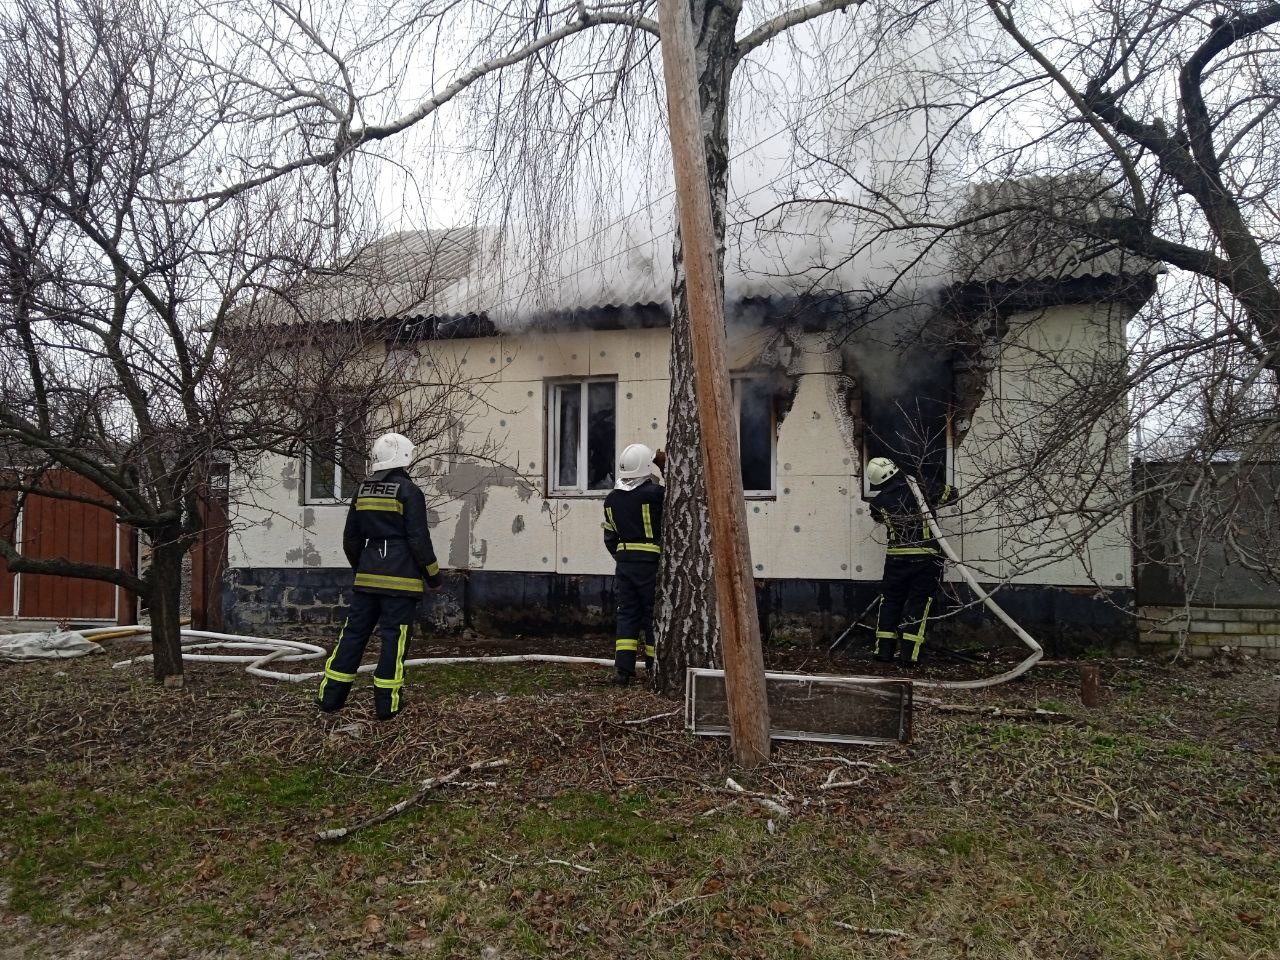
[{"x1": 653, "y1": 0, "x2": 742, "y2": 696}]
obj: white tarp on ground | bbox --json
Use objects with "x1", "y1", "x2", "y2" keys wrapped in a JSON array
[{"x1": 0, "y1": 631, "x2": 103, "y2": 661}]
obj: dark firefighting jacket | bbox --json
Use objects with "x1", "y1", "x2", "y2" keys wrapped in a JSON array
[
  {"x1": 871, "y1": 473, "x2": 955, "y2": 556},
  {"x1": 343, "y1": 467, "x2": 443, "y2": 595},
  {"x1": 602, "y1": 479, "x2": 664, "y2": 563}
]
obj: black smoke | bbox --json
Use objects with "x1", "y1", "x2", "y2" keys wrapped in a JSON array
[{"x1": 836, "y1": 294, "x2": 956, "y2": 493}]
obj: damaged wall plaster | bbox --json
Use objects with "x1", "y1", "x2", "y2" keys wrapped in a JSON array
[
  {"x1": 283, "y1": 538, "x2": 323, "y2": 567},
  {"x1": 432, "y1": 460, "x2": 535, "y2": 569},
  {"x1": 227, "y1": 302, "x2": 1138, "y2": 594}
]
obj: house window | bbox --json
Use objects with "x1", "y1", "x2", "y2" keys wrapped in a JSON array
[
  {"x1": 734, "y1": 377, "x2": 776, "y2": 496},
  {"x1": 304, "y1": 397, "x2": 366, "y2": 503},
  {"x1": 860, "y1": 392, "x2": 955, "y2": 499},
  {"x1": 548, "y1": 378, "x2": 616, "y2": 494}
]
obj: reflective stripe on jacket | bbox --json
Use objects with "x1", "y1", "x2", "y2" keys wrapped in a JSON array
[
  {"x1": 602, "y1": 480, "x2": 665, "y2": 563},
  {"x1": 871, "y1": 473, "x2": 955, "y2": 556},
  {"x1": 343, "y1": 468, "x2": 443, "y2": 594}
]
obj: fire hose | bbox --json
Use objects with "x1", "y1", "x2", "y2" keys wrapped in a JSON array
[
  {"x1": 904, "y1": 475, "x2": 1044, "y2": 690},
  {"x1": 91, "y1": 627, "x2": 629, "y2": 681},
  {"x1": 93, "y1": 479, "x2": 1036, "y2": 691}
]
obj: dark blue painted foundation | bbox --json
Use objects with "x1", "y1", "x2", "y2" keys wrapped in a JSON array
[{"x1": 225, "y1": 567, "x2": 1136, "y2": 656}]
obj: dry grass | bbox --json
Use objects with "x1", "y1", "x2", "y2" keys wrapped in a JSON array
[{"x1": 1, "y1": 638, "x2": 1277, "y2": 959}]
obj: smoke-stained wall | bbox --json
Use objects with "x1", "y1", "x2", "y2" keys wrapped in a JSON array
[{"x1": 227, "y1": 299, "x2": 1139, "y2": 648}]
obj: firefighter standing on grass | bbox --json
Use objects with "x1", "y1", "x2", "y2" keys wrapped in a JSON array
[
  {"x1": 317, "y1": 432, "x2": 443, "y2": 720},
  {"x1": 603, "y1": 443, "x2": 665, "y2": 685},
  {"x1": 867, "y1": 456, "x2": 955, "y2": 665}
]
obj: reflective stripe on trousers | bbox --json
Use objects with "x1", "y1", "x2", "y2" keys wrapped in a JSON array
[{"x1": 317, "y1": 592, "x2": 419, "y2": 716}]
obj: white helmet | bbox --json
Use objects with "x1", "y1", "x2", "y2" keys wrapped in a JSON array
[
  {"x1": 866, "y1": 456, "x2": 899, "y2": 486},
  {"x1": 370, "y1": 432, "x2": 414, "y2": 472},
  {"x1": 615, "y1": 443, "x2": 655, "y2": 489}
]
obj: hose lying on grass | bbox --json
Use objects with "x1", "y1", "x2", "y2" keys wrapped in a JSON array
[
  {"x1": 90, "y1": 626, "x2": 629, "y2": 682},
  {"x1": 95, "y1": 483, "x2": 1039, "y2": 694}
]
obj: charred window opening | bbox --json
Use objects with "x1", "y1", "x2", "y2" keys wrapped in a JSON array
[
  {"x1": 732, "y1": 376, "x2": 781, "y2": 495},
  {"x1": 725, "y1": 316, "x2": 803, "y2": 496},
  {"x1": 859, "y1": 387, "x2": 955, "y2": 499},
  {"x1": 834, "y1": 300, "x2": 958, "y2": 498},
  {"x1": 548, "y1": 378, "x2": 616, "y2": 495}
]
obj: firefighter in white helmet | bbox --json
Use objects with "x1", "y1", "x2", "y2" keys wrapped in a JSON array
[
  {"x1": 317, "y1": 432, "x2": 443, "y2": 720},
  {"x1": 867, "y1": 456, "x2": 955, "y2": 665},
  {"x1": 602, "y1": 442, "x2": 665, "y2": 684}
]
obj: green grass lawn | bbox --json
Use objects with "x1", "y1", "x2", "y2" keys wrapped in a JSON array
[{"x1": 1, "y1": 653, "x2": 1277, "y2": 959}]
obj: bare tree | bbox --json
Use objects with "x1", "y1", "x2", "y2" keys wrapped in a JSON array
[
  {"x1": 0, "y1": 0, "x2": 329, "y2": 680},
  {"x1": 0, "y1": 0, "x2": 505, "y2": 682},
  {"x1": 743, "y1": 0, "x2": 1280, "y2": 639}
]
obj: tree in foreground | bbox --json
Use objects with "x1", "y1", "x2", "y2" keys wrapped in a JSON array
[
  {"x1": 771, "y1": 0, "x2": 1280, "y2": 610},
  {"x1": 0, "y1": 0, "x2": 324, "y2": 680},
  {"x1": 0, "y1": 0, "x2": 500, "y2": 682}
]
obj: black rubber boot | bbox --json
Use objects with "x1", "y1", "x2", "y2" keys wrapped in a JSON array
[
  {"x1": 317, "y1": 679, "x2": 352, "y2": 713},
  {"x1": 874, "y1": 636, "x2": 897, "y2": 662},
  {"x1": 374, "y1": 688, "x2": 407, "y2": 721},
  {"x1": 898, "y1": 638, "x2": 924, "y2": 666}
]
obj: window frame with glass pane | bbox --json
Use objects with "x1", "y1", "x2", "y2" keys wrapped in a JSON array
[
  {"x1": 732, "y1": 376, "x2": 778, "y2": 497},
  {"x1": 303, "y1": 396, "x2": 367, "y2": 504},
  {"x1": 547, "y1": 377, "x2": 618, "y2": 496}
]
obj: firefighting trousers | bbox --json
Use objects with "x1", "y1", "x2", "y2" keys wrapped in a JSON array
[
  {"x1": 317, "y1": 591, "x2": 419, "y2": 719},
  {"x1": 876, "y1": 553, "x2": 944, "y2": 663},
  {"x1": 614, "y1": 560, "x2": 657, "y2": 679}
]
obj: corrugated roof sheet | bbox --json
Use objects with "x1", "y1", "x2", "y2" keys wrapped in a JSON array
[
  {"x1": 952, "y1": 174, "x2": 1162, "y2": 284},
  {"x1": 436, "y1": 218, "x2": 674, "y2": 323},
  {"x1": 244, "y1": 226, "x2": 484, "y2": 327}
]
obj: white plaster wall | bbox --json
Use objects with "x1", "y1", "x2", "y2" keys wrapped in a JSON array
[
  {"x1": 769, "y1": 357, "x2": 861, "y2": 579},
  {"x1": 960, "y1": 304, "x2": 1134, "y2": 589},
  {"x1": 230, "y1": 454, "x2": 350, "y2": 568},
  {"x1": 231, "y1": 312, "x2": 1134, "y2": 590}
]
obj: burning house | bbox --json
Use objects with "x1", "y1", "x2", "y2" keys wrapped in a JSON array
[{"x1": 223, "y1": 189, "x2": 1158, "y2": 654}]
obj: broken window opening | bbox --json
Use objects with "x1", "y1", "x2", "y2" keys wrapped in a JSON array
[
  {"x1": 548, "y1": 378, "x2": 616, "y2": 495},
  {"x1": 733, "y1": 376, "x2": 777, "y2": 496},
  {"x1": 859, "y1": 390, "x2": 956, "y2": 500}
]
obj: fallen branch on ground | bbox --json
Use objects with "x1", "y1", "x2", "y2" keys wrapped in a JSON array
[
  {"x1": 622, "y1": 709, "x2": 680, "y2": 725},
  {"x1": 1059, "y1": 794, "x2": 1117, "y2": 821},
  {"x1": 820, "y1": 768, "x2": 869, "y2": 790},
  {"x1": 539, "y1": 723, "x2": 567, "y2": 748},
  {"x1": 818, "y1": 757, "x2": 880, "y2": 769},
  {"x1": 920, "y1": 702, "x2": 1085, "y2": 724},
  {"x1": 720, "y1": 777, "x2": 790, "y2": 817},
  {"x1": 649, "y1": 892, "x2": 717, "y2": 922},
  {"x1": 543, "y1": 858, "x2": 600, "y2": 874},
  {"x1": 317, "y1": 759, "x2": 508, "y2": 841}
]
